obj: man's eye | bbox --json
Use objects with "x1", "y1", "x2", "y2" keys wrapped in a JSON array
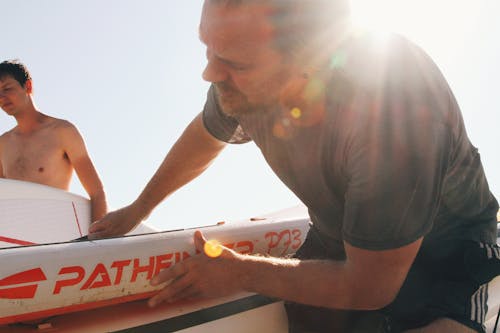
[{"x1": 231, "y1": 65, "x2": 249, "y2": 71}]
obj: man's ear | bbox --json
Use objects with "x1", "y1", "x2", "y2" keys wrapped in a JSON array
[{"x1": 24, "y1": 79, "x2": 33, "y2": 94}]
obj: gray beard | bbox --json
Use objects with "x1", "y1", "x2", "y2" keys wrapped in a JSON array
[{"x1": 214, "y1": 86, "x2": 275, "y2": 117}]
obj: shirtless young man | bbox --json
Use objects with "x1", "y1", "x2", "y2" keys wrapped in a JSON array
[{"x1": 0, "y1": 60, "x2": 107, "y2": 221}]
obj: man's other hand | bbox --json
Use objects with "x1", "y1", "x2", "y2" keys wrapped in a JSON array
[{"x1": 88, "y1": 205, "x2": 141, "y2": 240}]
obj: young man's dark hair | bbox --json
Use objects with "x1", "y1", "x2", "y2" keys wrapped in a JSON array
[{"x1": 0, "y1": 60, "x2": 32, "y2": 87}]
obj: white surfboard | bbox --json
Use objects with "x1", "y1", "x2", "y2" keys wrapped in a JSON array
[
  {"x1": 0, "y1": 178, "x2": 310, "y2": 332},
  {"x1": 0, "y1": 206, "x2": 310, "y2": 332},
  {"x1": 0, "y1": 178, "x2": 156, "y2": 247},
  {"x1": 1, "y1": 178, "x2": 498, "y2": 332}
]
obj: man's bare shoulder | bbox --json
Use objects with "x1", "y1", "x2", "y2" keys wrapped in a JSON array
[
  {"x1": 46, "y1": 118, "x2": 88, "y2": 152},
  {"x1": 45, "y1": 116, "x2": 77, "y2": 130},
  {"x1": 44, "y1": 117, "x2": 82, "y2": 138},
  {"x1": 0, "y1": 127, "x2": 17, "y2": 143}
]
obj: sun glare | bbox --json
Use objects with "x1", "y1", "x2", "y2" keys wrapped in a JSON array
[
  {"x1": 349, "y1": 0, "x2": 480, "y2": 51},
  {"x1": 350, "y1": 0, "x2": 398, "y2": 33}
]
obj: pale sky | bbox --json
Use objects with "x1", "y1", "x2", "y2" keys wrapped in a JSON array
[{"x1": 1, "y1": 1, "x2": 499, "y2": 231}]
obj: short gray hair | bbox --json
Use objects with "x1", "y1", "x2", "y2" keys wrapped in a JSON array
[{"x1": 206, "y1": 0, "x2": 351, "y2": 59}]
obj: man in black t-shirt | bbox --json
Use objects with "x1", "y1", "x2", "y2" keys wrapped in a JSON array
[{"x1": 89, "y1": 1, "x2": 500, "y2": 332}]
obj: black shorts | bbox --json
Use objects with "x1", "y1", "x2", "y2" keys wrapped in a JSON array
[{"x1": 286, "y1": 225, "x2": 500, "y2": 333}]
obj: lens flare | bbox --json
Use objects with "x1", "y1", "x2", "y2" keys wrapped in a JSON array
[
  {"x1": 290, "y1": 107, "x2": 302, "y2": 119},
  {"x1": 204, "y1": 239, "x2": 223, "y2": 258},
  {"x1": 330, "y1": 51, "x2": 347, "y2": 69}
]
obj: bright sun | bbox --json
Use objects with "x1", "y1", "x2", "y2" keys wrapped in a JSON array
[{"x1": 349, "y1": 0, "x2": 480, "y2": 53}]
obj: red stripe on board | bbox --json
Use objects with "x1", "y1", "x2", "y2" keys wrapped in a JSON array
[
  {"x1": 0, "y1": 268, "x2": 47, "y2": 299},
  {"x1": 0, "y1": 268, "x2": 46, "y2": 286},
  {"x1": 0, "y1": 291, "x2": 157, "y2": 325},
  {"x1": 0, "y1": 285, "x2": 38, "y2": 299},
  {"x1": 0, "y1": 236, "x2": 36, "y2": 246},
  {"x1": 71, "y1": 201, "x2": 83, "y2": 237}
]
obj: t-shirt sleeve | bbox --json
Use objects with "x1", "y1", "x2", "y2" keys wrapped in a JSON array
[
  {"x1": 202, "y1": 85, "x2": 252, "y2": 144},
  {"x1": 340, "y1": 36, "x2": 453, "y2": 250}
]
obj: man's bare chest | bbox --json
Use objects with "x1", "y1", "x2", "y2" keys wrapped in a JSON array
[{"x1": 1, "y1": 132, "x2": 68, "y2": 177}]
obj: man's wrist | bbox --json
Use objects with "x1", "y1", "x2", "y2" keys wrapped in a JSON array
[{"x1": 129, "y1": 199, "x2": 151, "y2": 222}]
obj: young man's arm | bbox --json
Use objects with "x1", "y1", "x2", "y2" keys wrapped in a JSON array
[
  {"x1": 59, "y1": 122, "x2": 107, "y2": 221},
  {"x1": 88, "y1": 113, "x2": 227, "y2": 239},
  {"x1": 149, "y1": 231, "x2": 422, "y2": 310}
]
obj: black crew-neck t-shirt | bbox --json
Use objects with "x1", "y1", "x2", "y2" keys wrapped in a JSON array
[{"x1": 202, "y1": 33, "x2": 498, "y2": 252}]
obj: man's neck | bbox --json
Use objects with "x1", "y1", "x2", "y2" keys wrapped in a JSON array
[{"x1": 14, "y1": 102, "x2": 45, "y2": 134}]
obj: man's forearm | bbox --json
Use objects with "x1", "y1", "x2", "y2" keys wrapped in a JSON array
[
  {"x1": 236, "y1": 255, "x2": 376, "y2": 310},
  {"x1": 133, "y1": 113, "x2": 226, "y2": 219},
  {"x1": 149, "y1": 232, "x2": 418, "y2": 310},
  {"x1": 233, "y1": 239, "x2": 421, "y2": 310}
]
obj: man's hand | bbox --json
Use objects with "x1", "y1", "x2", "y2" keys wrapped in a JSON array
[
  {"x1": 88, "y1": 205, "x2": 142, "y2": 240},
  {"x1": 148, "y1": 231, "x2": 243, "y2": 307}
]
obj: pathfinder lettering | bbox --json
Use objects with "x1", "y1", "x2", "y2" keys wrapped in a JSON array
[
  {"x1": 52, "y1": 240, "x2": 256, "y2": 295},
  {"x1": 53, "y1": 252, "x2": 191, "y2": 294},
  {"x1": 1, "y1": 237, "x2": 283, "y2": 300}
]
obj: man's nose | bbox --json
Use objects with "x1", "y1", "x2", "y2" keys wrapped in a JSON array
[{"x1": 202, "y1": 58, "x2": 229, "y2": 83}]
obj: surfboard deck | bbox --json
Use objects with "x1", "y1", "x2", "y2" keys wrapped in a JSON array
[
  {"x1": 1, "y1": 179, "x2": 498, "y2": 332},
  {"x1": 0, "y1": 181, "x2": 309, "y2": 333},
  {"x1": 0, "y1": 178, "x2": 156, "y2": 247}
]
